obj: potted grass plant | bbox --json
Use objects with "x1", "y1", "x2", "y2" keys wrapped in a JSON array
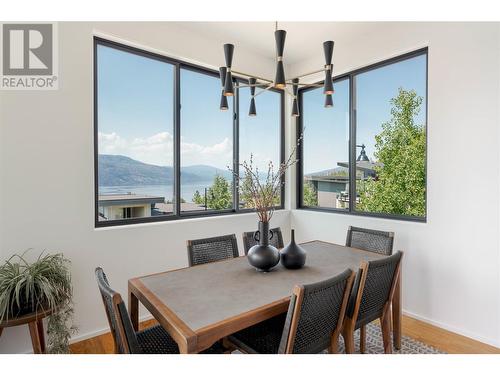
[{"x1": 0, "y1": 251, "x2": 76, "y2": 353}]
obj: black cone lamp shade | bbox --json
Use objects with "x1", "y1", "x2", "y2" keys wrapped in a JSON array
[
  {"x1": 248, "y1": 77, "x2": 257, "y2": 116},
  {"x1": 219, "y1": 67, "x2": 229, "y2": 111},
  {"x1": 223, "y1": 44, "x2": 234, "y2": 96},
  {"x1": 249, "y1": 98, "x2": 257, "y2": 116},
  {"x1": 325, "y1": 94, "x2": 333, "y2": 108},
  {"x1": 274, "y1": 30, "x2": 287, "y2": 89},
  {"x1": 324, "y1": 71, "x2": 334, "y2": 95},
  {"x1": 323, "y1": 41, "x2": 334, "y2": 95},
  {"x1": 291, "y1": 78, "x2": 299, "y2": 117}
]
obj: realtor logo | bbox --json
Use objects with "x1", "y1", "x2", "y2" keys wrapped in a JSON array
[{"x1": 1, "y1": 23, "x2": 58, "y2": 90}]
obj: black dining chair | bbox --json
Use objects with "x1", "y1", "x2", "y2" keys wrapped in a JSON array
[
  {"x1": 187, "y1": 234, "x2": 239, "y2": 266},
  {"x1": 95, "y1": 267, "x2": 224, "y2": 354},
  {"x1": 227, "y1": 269, "x2": 355, "y2": 354},
  {"x1": 242, "y1": 227, "x2": 284, "y2": 255},
  {"x1": 345, "y1": 226, "x2": 394, "y2": 255},
  {"x1": 341, "y1": 251, "x2": 403, "y2": 354}
]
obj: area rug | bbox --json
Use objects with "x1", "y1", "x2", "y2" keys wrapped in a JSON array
[
  {"x1": 334, "y1": 322, "x2": 444, "y2": 354},
  {"x1": 232, "y1": 322, "x2": 444, "y2": 354}
]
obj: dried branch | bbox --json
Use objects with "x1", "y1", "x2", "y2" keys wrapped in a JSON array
[{"x1": 228, "y1": 133, "x2": 303, "y2": 223}]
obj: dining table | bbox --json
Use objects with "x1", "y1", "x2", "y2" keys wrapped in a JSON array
[{"x1": 128, "y1": 240, "x2": 402, "y2": 354}]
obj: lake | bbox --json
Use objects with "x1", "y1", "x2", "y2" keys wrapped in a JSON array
[{"x1": 99, "y1": 182, "x2": 215, "y2": 203}]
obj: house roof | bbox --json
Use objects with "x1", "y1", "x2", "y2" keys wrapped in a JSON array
[
  {"x1": 98, "y1": 194, "x2": 165, "y2": 206},
  {"x1": 337, "y1": 160, "x2": 382, "y2": 172}
]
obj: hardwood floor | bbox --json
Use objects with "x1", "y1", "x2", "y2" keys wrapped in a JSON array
[
  {"x1": 400, "y1": 315, "x2": 499, "y2": 354},
  {"x1": 69, "y1": 315, "x2": 500, "y2": 354}
]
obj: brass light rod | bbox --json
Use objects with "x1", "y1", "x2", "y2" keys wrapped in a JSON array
[
  {"x1": 236, "y1": 83, "x2": 272, "y2": 88},
  {"x1": 290, "y1": 83, "x2": 324, "y2": 87},
  {"x1": 231, "y1": 69, "x2": 274, "y2": 83},
  {"x1": 252, "y1": 84, "x2": 275, "y2": 98},
  {"x1": 286, "y1": 67, "x2": 329, "y2": 82}
]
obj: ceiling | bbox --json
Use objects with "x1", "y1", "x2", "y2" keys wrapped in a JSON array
[{"x1": 173, "y1": 22, "x2": 380, "y2": 66}]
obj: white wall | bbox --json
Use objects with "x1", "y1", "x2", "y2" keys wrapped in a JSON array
[
  {"x1": 0, "y1": 22, "x2": 290, "y2": 353},
  {"x1": 288, "y1": 22, "x2": 500, "y2": 347}
]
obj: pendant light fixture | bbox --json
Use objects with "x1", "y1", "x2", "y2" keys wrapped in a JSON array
[
  {"x1": 291, "y1": 78, "x2": 300, "y2": 117},
  {"x1": 223, "y1": 43, "x2": 234, "y2": 96},
  {"x1": 249, "y1": 77, "x2": 257, "y2": 116},
  {"x1": 219, "y1": 22, "x2": 335, "y2": 117},
  {"x1": 324, "y1": 94, "x2": 334, "y2": 108},
  {"x1": 323, "y1": 41, "x2": 334, "y2": 95},
  {"x1": 274, "y1": 29, "x2": 287, "y2": 89},
  {"x1": 219, "y1": 67, "x2": 229, "y2": 111}
]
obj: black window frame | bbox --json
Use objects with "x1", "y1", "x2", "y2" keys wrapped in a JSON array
[
  {"x1": 94, "y1": 37, "x2": 285, "y2": 228},
  {"x1": 296, "y1": 47, "x2": 428, "y2": 223}
]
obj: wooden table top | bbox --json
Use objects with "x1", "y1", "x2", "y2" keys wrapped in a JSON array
[
  {"x1": 134, "y1": 240, "x2": 385, "y2": 333},
  {"x1": 0, "y1": 307, "x2": 54, "y2": 328}
]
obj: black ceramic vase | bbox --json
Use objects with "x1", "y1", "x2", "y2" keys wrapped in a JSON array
[
  {"x1": 280, "y1": 229, "x2": 306, "y2": 269},
  {"x1": 247, "y1": 221, "x2": 280, "y2": 272}
]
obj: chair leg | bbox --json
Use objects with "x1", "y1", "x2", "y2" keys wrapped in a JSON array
[
  {"x1": 329, "y1": 331, "x2": 339, "y2": 354},
  {"x1": 380, "y1": 314, "x2": 392, "y2": 354},
  {"x1": 221, "y1": 337, "x2": 238, "y2": 354},
  {"x1": 342, "y1": 328, "x2": 355, "y2": 354},
  {"x1": 360, "y1": 325, "x2": 366, "y2": 354}
]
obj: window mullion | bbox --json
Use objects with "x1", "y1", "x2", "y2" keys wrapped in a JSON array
[
  {"x1": 174, "y1": 63, "x2": 181, "y2": 217},
  {"x1": 233, "y1": 82, "x2": 239, "y2": 212},
  {"x1": 348, "y1": 75, "x2": 356, "y2": 214}
]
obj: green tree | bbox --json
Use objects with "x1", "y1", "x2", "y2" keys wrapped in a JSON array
[
  {"x1": 207, "y1": 174, "x2": 232, "y2": 210},
  {"x1": 303, "y1": 180, "x2": 318, "y2": 206},
  {"x1": 239, "y1": 173, "x2": 281, "y2": 209},
  {"x1": 192, "y1": 190, "x2": 204, "y2": 205},
  {"x1": 357, "y1": 88, "x2": 426, "y2": 216},
  {"x1": 239, "y1": 173, "x2": 254, "y2": 208}
]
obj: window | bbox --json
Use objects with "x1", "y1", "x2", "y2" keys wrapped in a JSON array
[
  {"x1": 96, "y1": 42, "x2": 175, "y2": 223},
  {"x1": 301, "y1": 78, "x2": 349, "y2": 209},
  {"x1": 180, "y1": 68, "x2": 234, "y2": 212},
  {"x1": 94, "y1": 38, "x2": 284, "y2": 227},
  {"x1": 298, "y1": 49, "x2": 427, "y2": 221},
  {"x1": 238, "y1": 87, "x2": 283, "y2": 208}
]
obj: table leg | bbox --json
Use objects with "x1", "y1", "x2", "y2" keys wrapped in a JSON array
[
  {"x1": 392, "y1": 267, "x2": 402, "y2": 350},
  {"x1": 0, "y1": 327, "x2": 3, "y2": 337},
  {"x1": 129, "y1": 287, "x2": 139, "y2": 332},
  {"x1": 28, "y1": 321, "x2": 43, "y2": 354}
]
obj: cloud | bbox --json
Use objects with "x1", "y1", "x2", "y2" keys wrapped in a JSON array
[{"x1": 98, "y1": 131, "x2": 232, "y2": 168}]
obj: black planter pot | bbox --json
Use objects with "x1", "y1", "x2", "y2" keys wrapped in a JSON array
[
  {"x1": 247, "y1": 221, "x2": 280, "y2": 272},
  {"x1": 280, "y1": 229, "x2": 307, "y2": 269},
  {"x1": 10, "y1": 296, "x2": 36, "y2": 318}
]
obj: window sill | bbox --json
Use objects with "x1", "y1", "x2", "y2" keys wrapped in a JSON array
[
  {"x1": 296, "y1": 206, "x2": 427, "y2": 223},
  {"x1": 94, "y1": 207, "x2": 286, "y2": 230}
]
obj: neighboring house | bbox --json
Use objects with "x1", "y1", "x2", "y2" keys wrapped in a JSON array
[
  {"x1": 306, "y1": 174, "x2": 349, "y2": 208},
  {"x1": 306, "y1": 145, "x2": 382, "y2": 208},
  {"x1": 98, "y1": 194, "x2": 165, "y2": 220}
]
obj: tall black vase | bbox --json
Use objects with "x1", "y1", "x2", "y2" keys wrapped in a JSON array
[
  {"x1": 247, "y1": 221, "x2": 280, "y2": 272},
  {"x1": 280, "y1": 229, "x2": 307, "y2": 269}
]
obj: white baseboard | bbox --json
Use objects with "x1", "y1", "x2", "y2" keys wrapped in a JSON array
[
  {"x1": 403, "y1": 309, "x2": 500, "y2": 349},
  {"x1": 69, "y1": 314, "x2": 153, "y2": 345}
]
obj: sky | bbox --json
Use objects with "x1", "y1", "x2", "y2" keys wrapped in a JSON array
[
  {"x1": 303, "y1": 53, "x2": 427, "y2": 174},
  {"x1": 97, "y1": 44, "x2": 280, "y2": 172},
  {"x1": 98, "y1": 44, "x2": 426, "y2": 177}
]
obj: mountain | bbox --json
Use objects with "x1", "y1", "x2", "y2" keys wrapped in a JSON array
[
  {"x1": 181, "y1": 165, "x2": 232, "y2": 181},
  {"x1": 98, "y1": 154, "x2": 231, "y2": 186}
]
